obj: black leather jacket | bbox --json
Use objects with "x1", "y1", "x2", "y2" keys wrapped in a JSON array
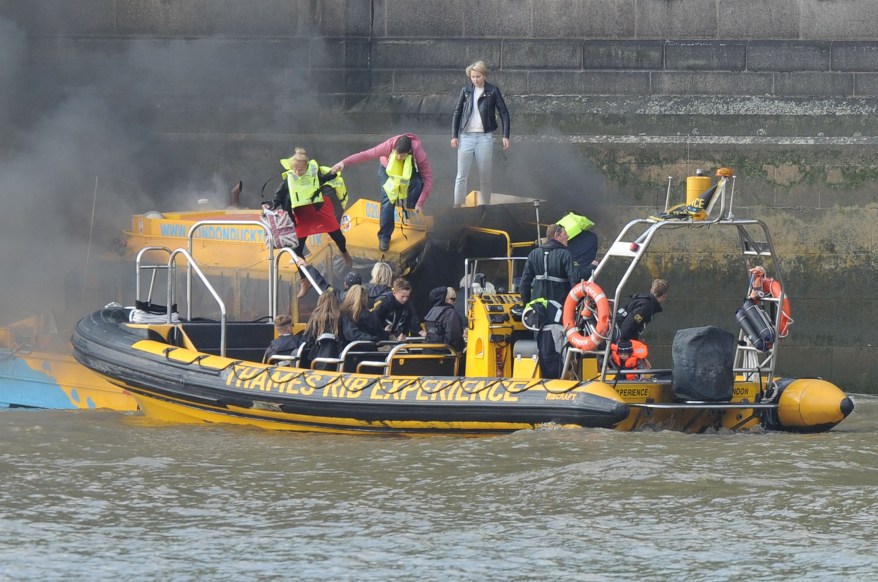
[{"x1": 452, "y1": 81, "x2": 510, "y2": 139}]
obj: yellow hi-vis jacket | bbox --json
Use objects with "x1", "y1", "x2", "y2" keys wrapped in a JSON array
[
  {"x1": 556, "y1": 212, "x2": 595, "y2": 240},
  {"x1": 281, "y1": 158, "x2": 348, "y2": 209},
  {"x1": 382, "y1": 151, "x2": 413, "y2": 203}
]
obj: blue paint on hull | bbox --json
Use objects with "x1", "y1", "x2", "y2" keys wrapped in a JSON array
[{"x1": 0, "y1": 352, "x2": 88, "y2": 409}]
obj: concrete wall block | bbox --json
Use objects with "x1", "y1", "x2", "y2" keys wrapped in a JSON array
[
  {"x1": 116, "y1": 0, "x2": 303, "y2": 36},
  {"x1": 310, "y1": 0, "x2": 372, "y2": 37},
  {"x1": 854, "y1": 73, "x2": 878, "y2": 96},
  {"x1": 635, "y1": 0, "x2": 718, "y2": 39},
  {"x1": 488, "y1": 72, "x2": 529, "y2": 96},
  {"x1": 651, "y1": 72, "x2": 773, "y2": 96},
  {"x1": 382, "y1": 0, "x2": 465, "y2": 37},
  {"x1": 463, "y1": 0, "x2": 533, "y2": 37},
  {"x1": 373, "y1": 40, "x2": 501, "y2": 69},
  {"x1": 312, "y1": 38, "x2": 371, "y2": 69},
  {"x1": 747, "y1": 41, "x2": 831, "y2": 72},
  {"x1": 583, "y1": 40, "x2": 663, "y2": 70},
  {"x1": 832, "y1": 42, "x2": 878, "y2": 72},
  {"x1": 800, "y1": 0, "x2": 878, "y2": 40},
  {"x1": 370, "y1": 71, "x2": 394, "y2": 94},
  {"x1": 716, "y1": 0, "x2": 801, "y2": 40},
  {"x1": 665, "y1": 41, "x2": 747, "y2": 71},
  {"x1": 392, "y1": 70, "x2": 465, "y2": 94},
  {"x1": 504, "y1": 40, "x2": 582, "y2": 69},
  {"x1": 0, "y1": 0, "x2": 116, "y2": 35},
  {"x1": 528, "y1": 71, "x2": 650, "y2": 95},
  {"x1": 533, "y1": 0, "x2": 637, "y2": 38},
  {"x1": 775, "y1": 72, "x2": 854, "y2": 97}
]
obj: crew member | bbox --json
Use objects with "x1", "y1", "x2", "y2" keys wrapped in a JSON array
[
  {"x1": 331, "y1": 134, "x2": 433, "y2": 252},
  {"x1": 520, "y1": 223, "x2": 578, "y2": 379},
  {"x1": 556, "y1": 212, "x2": 599, "y2": 281},
  {"x1": 617, "y1": 278, "x2": 669, "y2": 345},
  {"x1": 423, "y1": 286, "x2": 465, "y2": 352}
]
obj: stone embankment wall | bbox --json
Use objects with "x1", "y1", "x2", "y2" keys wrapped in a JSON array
[{"x1": 3, "y1": 0, "x2": 878, "y2": 392}]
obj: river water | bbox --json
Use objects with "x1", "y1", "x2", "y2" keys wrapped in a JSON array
[{"x1": 2, "y1": 395, "x2": 877, "y2": 581}]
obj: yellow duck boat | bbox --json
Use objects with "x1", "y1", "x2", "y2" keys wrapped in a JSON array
[{"x1": 71, "y1": 174, "x2": 853, "y2": 434}]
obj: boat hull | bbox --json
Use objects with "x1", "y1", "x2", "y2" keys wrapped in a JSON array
[
  {"x1": 72, "y1": 307, "x2": 630, "y2": 435},
  {"x1": 1, "y1": 337, "x2": 137, "y2": 411}
]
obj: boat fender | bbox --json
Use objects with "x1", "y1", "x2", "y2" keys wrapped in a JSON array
[
  {"x1": 562, "y1": 281, "x2": 610, "y2": 351},
  {"x1": 735, "y1": 299, "x2": 775, "y2": 351}
]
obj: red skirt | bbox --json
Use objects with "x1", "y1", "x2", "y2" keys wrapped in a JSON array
[{"x1": 293, "y1": 202, "x2": 340, "y2": 238}]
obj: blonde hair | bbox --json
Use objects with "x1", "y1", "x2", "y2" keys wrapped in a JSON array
[
  {"x1": 651, "y1": 279, "x2": 669, "y2": 299},
  {"x1": 370, "y1": 262, "x2": 393, "y2": 287},
  {"x1": 290, "y1": 147, "x2": 308, "y2": 168},
  {"x1": 341, "y1": 284, "x2": 368, "y2": 322},
  {"x1": 466, "y1": 60, "x2": 489, "y2": 78}
]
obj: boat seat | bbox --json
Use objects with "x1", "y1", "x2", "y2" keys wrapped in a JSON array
[
  {"x1": 179, "y1": 321, "x2": 275, "y2": 362},
  {"x1": 267, "y1": 343, "x2": 307, "y2": 367},
  {"x1": 339, "y1": 341, "x2": 385, "y2": 373},
  {"x1": 357, "y1": 343, "x2": 458, "y2": 377}
]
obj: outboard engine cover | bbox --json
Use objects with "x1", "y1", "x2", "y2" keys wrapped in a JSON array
[{"x1": 672, "y1": 326, "x2": 736, "y2": 402}]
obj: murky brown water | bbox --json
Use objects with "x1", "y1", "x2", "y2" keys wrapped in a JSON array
[{"x1": 2, "y1": 395, "x2": 877, "y2": 580}]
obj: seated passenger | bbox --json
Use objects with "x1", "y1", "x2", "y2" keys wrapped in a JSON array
[
  {"x1": 371, "y1": 277, "x2": 426, "y2": 341},
  {"x1": 424, "y1": 286, "x2": 465, "y2": 351},
  {"x1": 263, "y1": 314, "x2": 303, "y2": 363},
  {"x1": 336, "y1": 270, "x2": 362, "y2": 303},
  {"x1": 340, "y1": 284, "x2": 383, "y2": 344},
  {"x1": 366, "y1": 261, "x2": 393, "y2": 308},
  {"x1": 302, "y1": 291, "x2": 342, "y2": 368}
]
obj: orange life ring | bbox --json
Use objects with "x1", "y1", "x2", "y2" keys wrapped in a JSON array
[
  {"x1": 761, "y1": 277, "x2": 793, "y2": 338},
  {"x1": 562, "y1": 281, "x2": 611, "y2": 351}
]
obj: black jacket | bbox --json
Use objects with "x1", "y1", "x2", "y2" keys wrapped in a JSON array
[
  {"x1": 519, "y1": 239, "x2": 577, "y2": 307},
  {"x1": 340, "y1": 311, "x2": 383, "y2": 344},
  {"x1": 365, "y1": 283, "x2": 391, "y2": 309},
  {"x1": 372, "y1": 295, "x2": 421, "y2": 337},
  {"x1": 423, "y1": 287, "x2": 465, "y2": 351},
  {"x1": 617, "y1": 293, "x2": 663, "y2": 341},
  {"x1": 263, "y1": 333, "x2": 303, "y2": 363},
  {"x1": 452, "y1": 81, "x2": 510, "y2": 139}
]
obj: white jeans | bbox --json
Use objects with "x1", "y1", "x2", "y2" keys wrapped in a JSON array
[{"x1": 454, "y1": 131, "x2": 494, "y2": 206}]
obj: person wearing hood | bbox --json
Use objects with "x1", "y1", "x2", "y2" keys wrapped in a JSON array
[
  {"x1": 423, "y1": 286, "x2": 465, "y2": 352},
  {"x1": 519, "y1": 223, "x2": 578, "y2": 379}
]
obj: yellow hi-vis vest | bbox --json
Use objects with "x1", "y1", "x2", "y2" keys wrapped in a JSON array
[
  {"x1": 556, "y1": 212, "x2": 595, "y2": 240},
  {"x1": 280, "y1": 159, "x2": 349, "y2": 210},
  {"x1": 382, "y1": 150, "x2": 413, "y2": 203}
]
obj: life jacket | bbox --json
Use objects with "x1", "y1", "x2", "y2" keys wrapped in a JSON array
[
  {"x1": 556, "y1": 212, "x2": 595, "y2": 240},
  {"x1": 282, "y1": 159, "x2": 323, "y2": 209},
  {"x1": 382, "y1": 150, "x2": 413, "y2": 203},
  {"x1": 424, "y1": 305, "x2": 453, "y2": 344},
  {"x1": 610, "y1": 339, "x2": 649, "y2": 379},
  {"x1": 522, "y1": 297, "x2": 563, "y2": 330},
  {"x1": 281, "y1": 159, "x2": 348, "y2": 210}
]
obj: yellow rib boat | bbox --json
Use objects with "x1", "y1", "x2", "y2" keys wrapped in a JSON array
[{"x1": 71, "y1": 176, "x2": 853, "y2": 434}]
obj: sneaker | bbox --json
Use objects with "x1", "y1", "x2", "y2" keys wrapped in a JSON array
[{"x1": 379, "y1": 238, "x2": 389, "y2": 252}]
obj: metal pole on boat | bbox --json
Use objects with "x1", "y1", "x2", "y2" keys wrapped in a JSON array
[{"x1": 533, "y1": 199, "x2": 542, "y2": 243}]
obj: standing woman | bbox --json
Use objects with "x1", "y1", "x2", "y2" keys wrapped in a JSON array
[
  {"x1": 273, "y1": 148, "x2": 353, "y2": 278},
  {"x1": 451, "y1": 60, "x2": 510, "y2": 208}
]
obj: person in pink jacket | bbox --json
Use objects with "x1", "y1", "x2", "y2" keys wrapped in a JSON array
[{"x1": 331, "y1": 134, "x2": 433, "y2": 252}]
